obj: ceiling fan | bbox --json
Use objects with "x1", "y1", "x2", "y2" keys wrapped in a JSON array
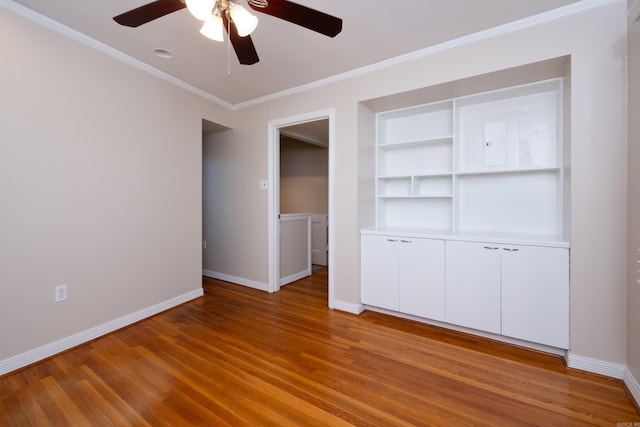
[{"x1": 113, "y1": 0, "x2": 343, "y2": 65}]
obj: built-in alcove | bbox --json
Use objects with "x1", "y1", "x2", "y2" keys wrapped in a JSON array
[
  {"x1": 358, "y1": 55, "x2": 572, "y2": 239},
  {"x1": 356, "y1": 56, "x2": 573, "y2": 354}
]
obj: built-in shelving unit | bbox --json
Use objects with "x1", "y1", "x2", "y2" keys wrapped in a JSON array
[
  {"x1": 376, "y1": 101, "x2": 454, "y2": 231},
  {"x1": 362, "y1": 77, "x2": 570, "y2": 352},
  {"x1": 374, "y1": 78, "x2": 566, "y2": 241}
]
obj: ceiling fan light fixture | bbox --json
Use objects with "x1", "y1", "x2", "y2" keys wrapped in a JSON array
[
  {"x1": 186, "y1": 0, "x2": 215, "y2": 21},
  {"x1": 200, "y1": 14, "x2": 225, "y2": 41},
  {"x1": 229, "y1": 2, "x2": 259, "y2": 37},
  {"x1": 114, "y1": 0, "x2": 342, "y2": 66}
]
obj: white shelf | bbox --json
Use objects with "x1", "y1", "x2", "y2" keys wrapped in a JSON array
[
  {"x1": 455, "y1": 166, "x2": 560, "y2": 177},
  {"x1": 378, "y1": 195, "x2": 453, "y2": 199},
  {"x1": 374, "y1": 78, "x2": 566, "y2": 241},
  {"x1": 378, "y1": 173, "x2": 453, "y2": 198},
  {"x1": 413, "y1": 172, "x2": 454, "y2": 178},
  {"x1": 378, "y1": 136, "x2": 453, "y2": 150},
  {"x1": 378, "y1": 173, "x2": 452, "y2": 180},
  {"x1": 378, "y1": 173, "x2": 453, "y2": 179}
]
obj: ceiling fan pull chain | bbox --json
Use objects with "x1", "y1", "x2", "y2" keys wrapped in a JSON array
[{"x1": 227, "y1": 14, "x2": 231, "y2": 76}]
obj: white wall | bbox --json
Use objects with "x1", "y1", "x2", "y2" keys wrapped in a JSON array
[
  {"x1": 201, "y1": 109, "x2": 271, "y2": 287},
  {"x1": 0, "y1": 6, "x2": 229, "y2": 363},
  {"x1": 627, "y1": 0, "x2": 640, "y2": 384},
  {"x1": 209, "y1": 1, "x2": 629, "y2": 365},
  {"x1": 280, "y1": 136, "x2": 328, "y2": 214}
]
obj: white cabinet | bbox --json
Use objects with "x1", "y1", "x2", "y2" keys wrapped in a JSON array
[
  {"x1": 445, "y1": 240, "x2": 569, "y2": 348},
  {"x1": 399, "y1": 237, "x2": 445, "y2": 320},
  {"x1": 361, "y1": 234, "x2": 399, "y2": 310},
  {"x1": 445, "y1": 241, "x2": 502, "y2": 334},
  {"x1": 362, "y1": 233, "x2": 570, "y2": 349},
  {"x1": 361, "y1": 234, "x2": 445, "y2": 321},
  {"x1": 501, "y1": 245, "x2": 569, "y2": 348}
]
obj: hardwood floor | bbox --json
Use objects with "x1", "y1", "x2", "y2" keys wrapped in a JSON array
[{"x1": 1, "y1": 267, "x2": 639, "y2": 426}]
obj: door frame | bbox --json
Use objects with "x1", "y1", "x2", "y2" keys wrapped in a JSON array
[{"x1": 267, "y1": 108, "x2": 336, "y2": 307}]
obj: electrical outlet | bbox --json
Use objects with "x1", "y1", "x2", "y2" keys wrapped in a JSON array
[{"x1": 55, "y1": 284, "x2": 67, "y2": 303}]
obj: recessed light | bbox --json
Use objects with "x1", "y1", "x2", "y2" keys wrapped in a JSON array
[{"x1": 153, "y1": 48, "x2": 173, "y2": 59}]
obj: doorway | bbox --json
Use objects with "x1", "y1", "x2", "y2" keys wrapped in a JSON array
[
  {"x1": 280, "y1": 121, "x2": 329, "y2": 270},
  {"x1": 268, "y1": 109, "x2": 336, "y2": 307}
]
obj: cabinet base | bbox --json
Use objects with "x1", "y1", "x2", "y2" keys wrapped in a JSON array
[{"x1": 362, "y1": 304, "x2": 568, "y2": 358}]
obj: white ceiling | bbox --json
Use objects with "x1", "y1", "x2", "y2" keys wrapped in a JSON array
[{"x1": 9, "y1": 0, "x2": 584, "y2": 106}]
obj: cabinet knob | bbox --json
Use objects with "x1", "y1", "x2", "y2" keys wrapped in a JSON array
[
  {"x1": 483, "y1": 246, "x2": 499, "y2": 250},
  {"x1": 400, "y1": 240, "x2": 411, "y2": 243},
  {"x1": 503, "y1": 248, "x2": 520, "y2": 252},
  {"x1": 387, "y1": 239, "x2": 398, "y2": 242}
]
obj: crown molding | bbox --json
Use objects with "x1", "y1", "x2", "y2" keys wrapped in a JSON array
[
  {"x1": 1, "y1": 0, "x2": 617, "y2": 111},
  {"x1": 0, "y1": 0, "x2": 233, "y2": 110},
  {"x1": 234, "y1": 0, "x2": 616, "y2": 110}
]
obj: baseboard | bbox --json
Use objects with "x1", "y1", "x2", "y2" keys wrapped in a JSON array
[
  {"x1": 202, "y1": 269, "x2": 269, "y2": 292},
  {"x1": 280, "y1": 269, "x2": 311, "y2": 287},
  {"x1": 567, "y1": 353, "x2": 626, "y2": 379},
  {"x1": 0, "y1": 288, "x2": 203, "y2": 377},
  {"x1": 624, "y1": 367, "x2": 640, "y2": 408},
  {"x1": 331, "y1": 299, "x2": 365, "y2": 314}
]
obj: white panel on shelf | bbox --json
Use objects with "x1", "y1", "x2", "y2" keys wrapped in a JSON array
[
  {"x1": 457, "y1": 108, "x2": 520, "y2": 171},
  {"x1": 456, "y1": 172, "x2": 558, "y2": 235},
  {"x1": 483, "y1": 120, "x2": 508, "y2": 167},
  {"x1": 380, "y1": 198, "x2": 452, "y2": 230},
  {"x1": 378, "y1": 142, "x2": 452, "y2": 177},
  {"x1": 456, "y1": 89, "x2": 558, "y2": 172},
  {"x1": 414, "y1": 176, "x2": 453, "y2": 197},
  {"x1": 378, "y1": 177, "x2": 411, "y2": 197},
  {"x1": 379, "y1": 102, "x2": 453, "y2": 144},
  {"x1": 518, "y1": 98, "x2": 558, "y2": 168}
]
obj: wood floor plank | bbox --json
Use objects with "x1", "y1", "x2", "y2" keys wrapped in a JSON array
[
  {"x1": 1, "y1": 267, "x2": 639, "y2": 426},
  {"x1": 10, "y1": 387, "x2": 50, "y2": 427}
]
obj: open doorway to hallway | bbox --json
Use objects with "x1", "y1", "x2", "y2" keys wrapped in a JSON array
[
  {"x1": 268, "y1": 109, "x2": 336, "y2": 307},
  {"x1": 279, "y1": 120, "x2": 329, "y2": 280}
]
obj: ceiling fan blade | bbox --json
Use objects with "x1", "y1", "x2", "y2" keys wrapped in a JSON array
[
  {"x1": 248, "y1": 0, "x2": 342, "y2": 37},
  {"x1": 114, "y1": 0, "x2": 185, "y2": 28},
  {"x1": 222, "y1": 14, "x2": 260, "y2": 65}
]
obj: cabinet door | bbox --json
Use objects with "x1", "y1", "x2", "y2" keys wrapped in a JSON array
[
  {"x1": 445, "y1": 241, "x2": 501, "y2": 334},
  {"x1": 501, "y1": 245, "x2": 569, "y2": 348},
  {"x1": 361, "y1": 234, "x2": 399, "y2": 310},
  {"x1": 399, "y1": 238, "x2": 445, "y2": 321}
]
